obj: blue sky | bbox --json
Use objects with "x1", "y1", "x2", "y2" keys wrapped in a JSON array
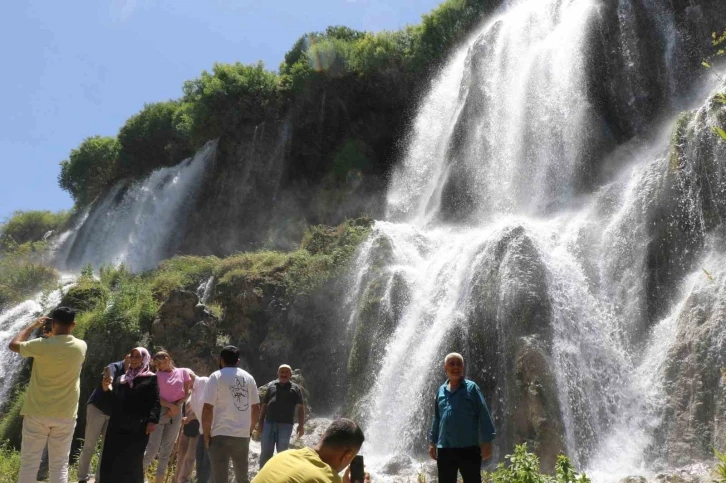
[{"x1": 0, "y1": 0, "x2": 442, "y2": 221}]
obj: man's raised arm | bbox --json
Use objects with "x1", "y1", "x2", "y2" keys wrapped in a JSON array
[{"x1": 8, "y1": 317, "x2": 45, "y2": 353}]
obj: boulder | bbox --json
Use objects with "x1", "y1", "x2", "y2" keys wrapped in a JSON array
[
  {"x1": 381, "y1": 454, "x2": 415, "y2": 475},
  {"x1": 150, "y1": 290, "x2": 219, "y2": 375}
]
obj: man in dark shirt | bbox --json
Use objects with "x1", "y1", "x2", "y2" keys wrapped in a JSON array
[
  {"x1": 76, "y1": 355, "x2": 128, "y2": 483},
  {"x1": 257, "y1": 364, "x2": 305, "y2": 469},
  {"x1": 429, "y1": 352, "x2": 496, "y2": 483}
]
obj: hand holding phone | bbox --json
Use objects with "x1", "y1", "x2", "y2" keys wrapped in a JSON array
[{"x1": 350, "y1": 455, "x2": 364, "y2": 483}]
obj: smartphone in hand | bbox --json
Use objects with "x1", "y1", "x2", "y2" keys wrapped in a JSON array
[{"x1": 350, "y1": 455, "x2": 364, "y2": 483}]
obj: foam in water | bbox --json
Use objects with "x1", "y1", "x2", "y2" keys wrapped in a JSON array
[{"x1": 57, "y1": 140, "x2": 216, "y2": 273}]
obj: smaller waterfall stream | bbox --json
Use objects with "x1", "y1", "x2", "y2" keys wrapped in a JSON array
[
  {"x1": 0, "y1": 276, "x2": 76, "y2": 404},
  {"x1": 57, "y1": 140, "x2": 216, "y2": 273}
]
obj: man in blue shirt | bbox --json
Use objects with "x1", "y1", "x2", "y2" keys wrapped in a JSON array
[{"x1": 429, "y1": 352, "x2": 495, "y2": 483}]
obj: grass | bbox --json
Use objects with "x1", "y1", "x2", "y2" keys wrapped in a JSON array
[
  {"x1": 0, "y1": 210, "x2": 71, "y2": 252},
  {"x1": 217, "y1": 218, "x2": 373, "y2": 296},
  {"x1": 0, "y1": 444, "x2": 20, "y2": 483},
  {"x1": 150, "y1": 255, "x2": 220, "y2": 300},
  {"x1": 0, "y1": 251, "x2": 59, "y2": 311}
]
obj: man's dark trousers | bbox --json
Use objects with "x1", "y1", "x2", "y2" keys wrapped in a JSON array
[{"x1": 437, "y1": 446, "x2": 482, "y2": 483}]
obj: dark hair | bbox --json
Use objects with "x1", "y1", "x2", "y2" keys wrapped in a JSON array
[
  {"x1": 51, "y1": 307, "x2": 76, "y2": 325},
  {"x1": 320, "y1": 418, "x2": 365, "y2": 450},
  {"x1": 220, "y1": 346, "x2": 240, "y2": 366}
]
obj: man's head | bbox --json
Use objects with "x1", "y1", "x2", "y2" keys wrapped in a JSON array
[
  {"x1": 278, "y1": 364, "x2": 292, "y2": 383},
  {"x1": 219, "y1": 345, "x2": 240, "y2": 368},
  {"x1": 443, "y1": 352, "x2": 464, "y2": 383},
  {"x1": 315, "y1": 418, "x2": 365, "y2": 473},
  {"x1": 50, "y1": 307, "x2": 76, "y2": 335}
]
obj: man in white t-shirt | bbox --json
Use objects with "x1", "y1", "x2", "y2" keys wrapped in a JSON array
[{"x1": 202, "y1": 346, "x2": 260, "y2": 483}]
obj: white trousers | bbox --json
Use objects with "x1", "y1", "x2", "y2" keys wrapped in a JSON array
[{"x1": 18, "y1": 415, "x2": 76, "y2": 483}]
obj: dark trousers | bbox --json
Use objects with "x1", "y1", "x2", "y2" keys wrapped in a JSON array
[
  {"x1": 99, "y1": 423, "x2": 150, "y2": 483},
  {"x1": 208, "y1": 435, "x2": 250, "y2": 483},
  {"x1": 437, "y1": 446, "x2": 482, "y2": 483},
  {"x1": 196, "y1": 434, "x2": 212, "y2": 483}
]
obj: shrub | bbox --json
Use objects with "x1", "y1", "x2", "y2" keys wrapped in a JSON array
[
  {"x1": 217, "y1": 218, "x2": 372, "y2": 296},
  {"x1": 58, "y1": 136, "x2": 119, "y2": 206},
  {"x1": 116, "y1": 101, "x2": 193, "y2": 179},
  {"x1": 0, "y1": 444, "x2": 20, "y2": 483},
  {"x1": 180, "y1": 62, "x2": 280, "y2": 143},
  {"x1": 0, "y1": 256, "x2": 58, "y2": 310},
  {"x1": 0, "y1": 210, "x2": 71, "y2": 251},
  {"x1": 150, "y1": 255, "x2": 220, "y2": 300},
  {"x1": 483, "y1": 444, "x2": 590, "y2": 483},
  {"x1": 0, "y1": 387, "x2": 26, "y2": 450}
]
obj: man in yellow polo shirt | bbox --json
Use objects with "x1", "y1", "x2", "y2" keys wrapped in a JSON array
[
  {"x1": 252, "y1": 419, "x2": 364, "y2": 483},
  {"x1": 8, "y1": 306, "x2": 87, "y2": 483}
]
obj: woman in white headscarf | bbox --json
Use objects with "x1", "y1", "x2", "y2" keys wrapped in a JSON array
[{"x1": 100, "y1": 347, "x2": 161, "y2": 483}]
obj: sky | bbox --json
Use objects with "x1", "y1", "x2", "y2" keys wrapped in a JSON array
[{"x1": 0, "y1": 0, "x2": 442, "y2": 221}]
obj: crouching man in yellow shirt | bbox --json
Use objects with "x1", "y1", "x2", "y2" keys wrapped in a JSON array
[{"x1": 252, "y1": 418, "x2": 364, "y2": 483}]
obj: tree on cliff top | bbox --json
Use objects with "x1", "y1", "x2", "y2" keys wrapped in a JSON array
[{"x1": 58, "y1": 135, "x2": 119, "y2": 206}]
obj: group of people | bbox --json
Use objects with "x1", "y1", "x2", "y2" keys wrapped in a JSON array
[{"x1": 8, "y1": 306, "x2": 496, "y2": 483}]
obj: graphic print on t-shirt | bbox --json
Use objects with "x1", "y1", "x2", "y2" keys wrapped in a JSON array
[{"x1": 229, "y1": 377, "x2": 249, "y2": 411}]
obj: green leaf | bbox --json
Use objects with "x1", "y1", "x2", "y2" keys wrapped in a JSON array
[
  {"x1": 712, "y1": 126, "x2": 726, "y2": 141},
  {"x1": 702, "y1": 61, "x2": 712, "y2": 68}
]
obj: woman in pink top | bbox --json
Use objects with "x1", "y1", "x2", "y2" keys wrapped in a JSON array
[{"x1": 142, "y1": 350, "x2": 194, "y2": 483}]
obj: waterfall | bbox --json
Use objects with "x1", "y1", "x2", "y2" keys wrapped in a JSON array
[
  {"x1": 0, "y1": 277, "x2": 76, "y2": 405},
  {"x1": 349, "y1": 0, "x2": 723, "y2": 479},
  {"x1": 56, "y1": 140, "x2": 216, "y2": 273}
]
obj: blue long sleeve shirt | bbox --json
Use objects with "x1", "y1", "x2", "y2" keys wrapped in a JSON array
[{"x1": 429, "y1": 378, "x2": 496, "y2": 448}]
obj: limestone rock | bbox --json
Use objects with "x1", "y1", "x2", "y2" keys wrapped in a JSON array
[
  {"x1": 150, "y1": 290, "x2": 219, "y2": 375},
  {"x1": 382, "y1": 454, "x2": 415, "y2": 475}
]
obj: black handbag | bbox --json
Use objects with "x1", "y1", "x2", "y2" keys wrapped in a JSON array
[
  {"x1": 182, "y1": 403, "x2": 200, "y2": 437},
  {"x1": 183, "y1": 419, "x2": 200, "y2": 437}
]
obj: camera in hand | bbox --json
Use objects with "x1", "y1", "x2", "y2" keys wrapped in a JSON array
[
  {"x1": 42, "y1": 317, "x2": 53, "y2": 335},
  {"x1": 350, "y1": 455, "x2": 364, "y2": 483}
]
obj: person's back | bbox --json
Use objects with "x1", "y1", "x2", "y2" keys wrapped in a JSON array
[
  {"x1": 22, "y1": 334, "x2": 87, "y2": 418},
  {"x1": 8, "y1": 306, "x2": 87, "y2": 483},
  {"x1": 252, "y1": 448, "x2": 341, "y2": 483},
  {"x1": 252, "y1": 418, "x2": 364, "y2": 483},
  {"x1": 202, "y1": 346, "x2": 260, "y2": 483}
]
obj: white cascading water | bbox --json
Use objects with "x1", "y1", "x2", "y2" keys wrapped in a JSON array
[
  {"x1": 56, "y1": 140, "x2": 216, "y2": 273},
  {"x1": 350, "y1": 0, "x2": 721, "y2": 479},
  {"x1": 0, "y1": 277, "x2": 76, "y2": 404}
]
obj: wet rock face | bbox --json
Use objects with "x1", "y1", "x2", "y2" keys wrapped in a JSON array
[
  {"x1": 464, "y1": 226, "x2": 563, "y2": 470},
  {"x1": 656, "y1": 274, "x2": 726, "y2": 465},
  {"x1": 150, "y1": 290, "x2": 219, "y2": 375},
  {"x1": 215, "y1": 273, "x2": 351, "y2": 414},
  {"x1": 645, "y1": 99, "x2": 726, "y2": 323}
]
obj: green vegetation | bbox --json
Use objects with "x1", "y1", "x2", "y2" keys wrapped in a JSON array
[
  {"x1": 151, "y1": 255, "x2": 220, "y2": 300},
  {"x1": 116, "y1": 101, "x2": 193, "y2": 180},
  {"x1": 0, "y1": 210, "x2": 71, "y2": 251},
  {"x1": 0, "y1": 444, "x2": 20, "y2": 483},
  {"x1": 216, "y1": 218, "x2": 372, "y2": 296},
  {"x1": 56, "y1": 0, "x2": 497, "y2": 206},
  {"x1": 715, "y1": 448, "x2": 726, "y2": 482},
  {"x1": 0, "y1": 210, "x2": 68, "y2": 310},
  {"x1": 483, "y1": 444, "x2": 590, "y2": 483},
  {"x1": 58, "y1": 136, "x2": 119, "y2": 205}
]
